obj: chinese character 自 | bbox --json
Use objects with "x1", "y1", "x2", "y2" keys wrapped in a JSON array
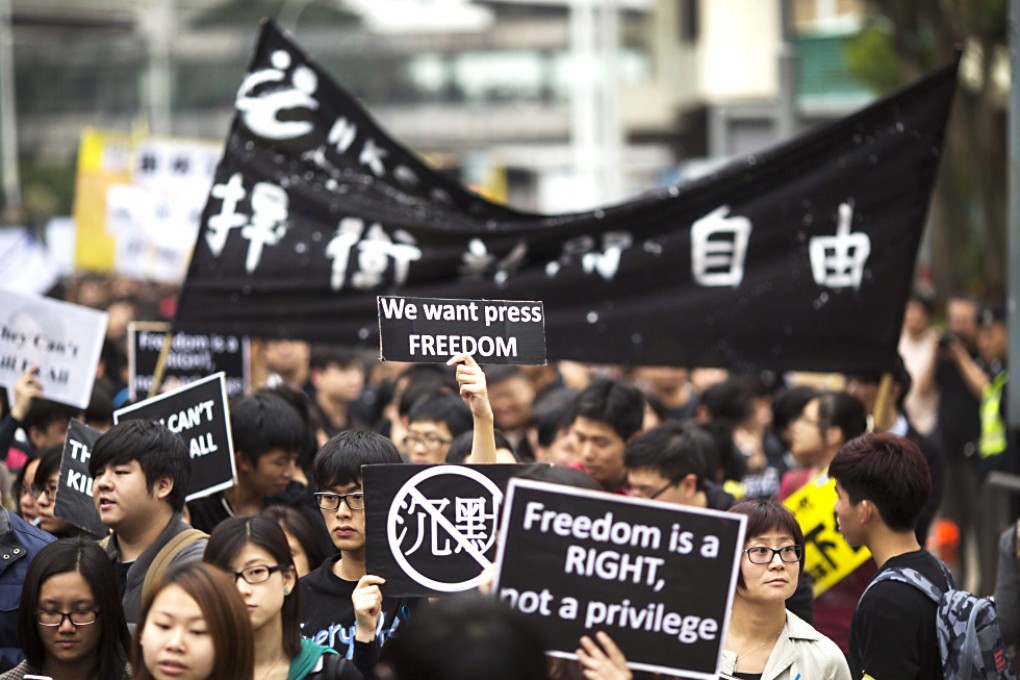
[{"x1": 691, "y1": 206, "x2": 752, "y2": 288}]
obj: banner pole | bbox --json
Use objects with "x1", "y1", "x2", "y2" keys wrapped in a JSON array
[
  {"x1": 148, "y1": 332, "x2": 173, "y2": 398},
  {"x1": 872, "y1": 372, "x2": 894, "y2": 432}
]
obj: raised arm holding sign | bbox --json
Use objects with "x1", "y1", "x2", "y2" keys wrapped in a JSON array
[{"x1": 448, "y1": 353, "x2": 496, "y2": 464}]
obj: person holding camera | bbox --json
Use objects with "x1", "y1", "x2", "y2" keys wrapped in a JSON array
[{"x1": 920, "y1": 294, "x2": 988, "y2": 590}]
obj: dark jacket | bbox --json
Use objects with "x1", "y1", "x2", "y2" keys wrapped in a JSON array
[
  {"x1": 0, "y1": 510, "x2": 55, "y2": 672},
  {"x1": 102, "y1": 512, "x2": 206, "y2": 626}
]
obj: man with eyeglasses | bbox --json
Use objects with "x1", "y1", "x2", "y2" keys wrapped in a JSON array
[
  {"x1": 624, "y1": 422, "x2": 815, "y2": 624},
  {"x1": 300, "y1": 430, "x2": 419, "y2": 671},
  {"x1": 403, "y1": 392, "x2": 472, "y2": 464}
]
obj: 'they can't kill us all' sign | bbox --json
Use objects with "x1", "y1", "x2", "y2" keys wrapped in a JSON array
[{"x1": 377, "y1": 296, "x2": 546, "y2": 365}]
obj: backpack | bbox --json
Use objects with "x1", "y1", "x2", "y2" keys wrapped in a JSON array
[{"x1": 861, "y1": 559, "x2": 1015, "y2": 680}]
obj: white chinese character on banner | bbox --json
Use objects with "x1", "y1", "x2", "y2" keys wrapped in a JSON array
[
  {"x1": 459, "y1": 239, "x2": 528, "y2": 281},
  {"x1": 300, "y1": 145, "x2": 339, "y2": 176},
  {"x1": 206, "y1": 173, "x2": 248, "y2": 256},
  {"x1": 454, "y1": 497, "x2": 496, "y2": 553},
  {"x1": 359, "y1": 138, "x2": 388, "y2": 178},
  {"x1": 241, "y1": 183, "x2": 289, "y2": 272},
  {"x1": 235, "y1": 49, "x2": 319, "y2": 140},
  {"x1": 203, "y1": 174, "x2": 289, "y2": 271},
  {"x1": 581, "y1": 231, "x2": 632, "y2": 280},
  {"x1": 326, "y1": 219, "x2": 422, "y2": 290},
  {"x1": 809, "y1": 202, "x2": 871, "y2": 289},
  {"x1": 328, "y1": 117, "x2": 358, "y2": 154},
  {"x1": 326, "y1": 218, "x2": 365, "y2": 290},
  {"x1": 690, "y1": 206, "x2": 752, "y2": 287},
  {"x1": 548, "y1": 233, "x2": 632, "y2": 280}
]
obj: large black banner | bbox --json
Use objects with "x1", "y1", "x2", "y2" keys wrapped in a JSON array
[{"x1": 174, "y1": 20, "x2": 958, "y2": 373}]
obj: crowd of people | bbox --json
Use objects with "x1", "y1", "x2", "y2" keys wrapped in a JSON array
[{"x1": 0, "y1": 277, "x2": 1015, "y2": 680}]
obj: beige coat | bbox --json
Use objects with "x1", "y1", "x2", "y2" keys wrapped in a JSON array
[{"x1": 719, "y1": 610, "x2": 851, "y2": 680}]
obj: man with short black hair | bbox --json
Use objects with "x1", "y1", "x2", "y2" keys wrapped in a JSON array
[
  {"x1": 830, "y1": 432, "x2": 946, "y2": 679},
  {"x1": 570, "y1": 379, "x2": 645, "y2": 493},
  {"x1": 90, "y1": 420, "x2": 206, "y2": 624},
  {"x1": 625, "y1": 422, "x2": 723, "y2": 508},
  {"x1": 626, "y1": 423, "x2": 815, "y2": 622},
  {"x1": 187, "y1": 391, "x2": 307, "y2": 533},
  {"x1": 22, "y1": 396, "x2": 82, "y2": 451},
  {"x1": 300, "y1": 430, "x2": 416, "y2": 670},
  {"x1": 309, "y1": 344, "x2": 367, "y2": 435},
  {"x1": 846, "y1": 358, "x2": 945, "y2": 547},
  {"x1": 404, "y1": 392, "x2": 472, "y2": 464}
]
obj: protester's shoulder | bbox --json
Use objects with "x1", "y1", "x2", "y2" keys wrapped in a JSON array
[
  {"x1": 166, "y1": 525, "x2": 208, "y2": 566},
  {"x1": 297, "y1": 640, "x2": 363, "y2": 680},
  {"x1": 864, "y1": 551, "x2": 948, "y2": 607},
  {"x1": 787, "y1": 610, "x2": 847, "y2": 660},
  {"x1": 0, "y1": 660, "x2": 28, "y2": 680},
  {"x1": 704, "y1": 481, "x2": 735, "y2": 510},
  {"x1": 274, "y1": 480, "x2": 312, "y2": 505},
  {"x1": 300, "y1": 556, "x2": 348, "y2": 594},
  {"x1": 5, "y1": 509, "x2": 55, "y2": 553}
]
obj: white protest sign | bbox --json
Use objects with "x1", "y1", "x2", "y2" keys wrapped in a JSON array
[{"x1": 0, "y1": 289, "x2": 108, "y2": 409}]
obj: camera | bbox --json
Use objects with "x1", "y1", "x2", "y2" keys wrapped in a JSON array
[{"x1": 938, "y1": 331, "x2": 958, "y2": 349}]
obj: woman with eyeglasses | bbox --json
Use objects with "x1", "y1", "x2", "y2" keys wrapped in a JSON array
[
  {"x1": 13, "y1": 454, "x2": 42, "y2": 524},
  {"x1": 204, "y1": 516, "x2": 362, "y2": 680},
  {"x1": 31, "y1": 445, "x2": 98, "y2": 539},
  {"x1": 719, "y1": 499, "x2": 849, "y2": 680},
  {"x1": 0, "y1": 536, "x2": 130, "y2": 680}
]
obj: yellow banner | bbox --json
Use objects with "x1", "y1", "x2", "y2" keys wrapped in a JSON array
[
  {"x1": 783, "y1": 473, "x2": 871, "y2": 597},
  {"x1": 72, "y1": 128, "x2": 133, "y2": 273}
]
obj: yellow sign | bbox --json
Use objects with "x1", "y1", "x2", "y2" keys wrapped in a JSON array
[
  {"x1": 72, "y1": 128, "x2": 133, "y2": 273},
  {"x1": 783, "y1": 473, "x2": 871, "y2": 597}
]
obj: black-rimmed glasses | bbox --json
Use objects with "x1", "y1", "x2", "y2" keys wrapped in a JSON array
[
  {"x1": 742, "y1": 545, "x2": 803, "y2": 564},
  {"x1": 231, "y1": 564, "x2": 290, "y2": 585},
  {"x1": 36, "y1": 609, "x2": 98, "y2": 627},
  {"x1": 30, "y1": 481, "x2": 57, "y2": 501},
  {"x1": 314, "y1": 492, "x2": 365, "y2": 511}
]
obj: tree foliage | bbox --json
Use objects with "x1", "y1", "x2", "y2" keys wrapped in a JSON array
[{"x1": 846, "y1": 1, "x2": 1007, "y2": 299}]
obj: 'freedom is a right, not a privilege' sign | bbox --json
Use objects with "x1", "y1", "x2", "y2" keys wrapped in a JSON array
[{"x1": 494, "y1": 479, "x2": 746, "y2": 679}]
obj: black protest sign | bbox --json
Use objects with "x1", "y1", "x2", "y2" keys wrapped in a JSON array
[
  {"x1": 128, "y1": 321, "x2": 250, "y2": 401},
  {"x1": 363, "y1": 464, "x2": 532, "y2": 596},
  {"x1": 494, "y1": 479, "x2": 746, "y2": 679},
  {"x1": 114, "y1": 372, "x2": 235, "y2": 501},
  {"x1": 174, "y1": 20, "x2": 959, "y2": 375},
  {"x1": 54, "y1": 420, "x2": 107, "y2": 538},
  {"x1": 377, "y1": 297, "x2": 545, "y2": 365}
]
